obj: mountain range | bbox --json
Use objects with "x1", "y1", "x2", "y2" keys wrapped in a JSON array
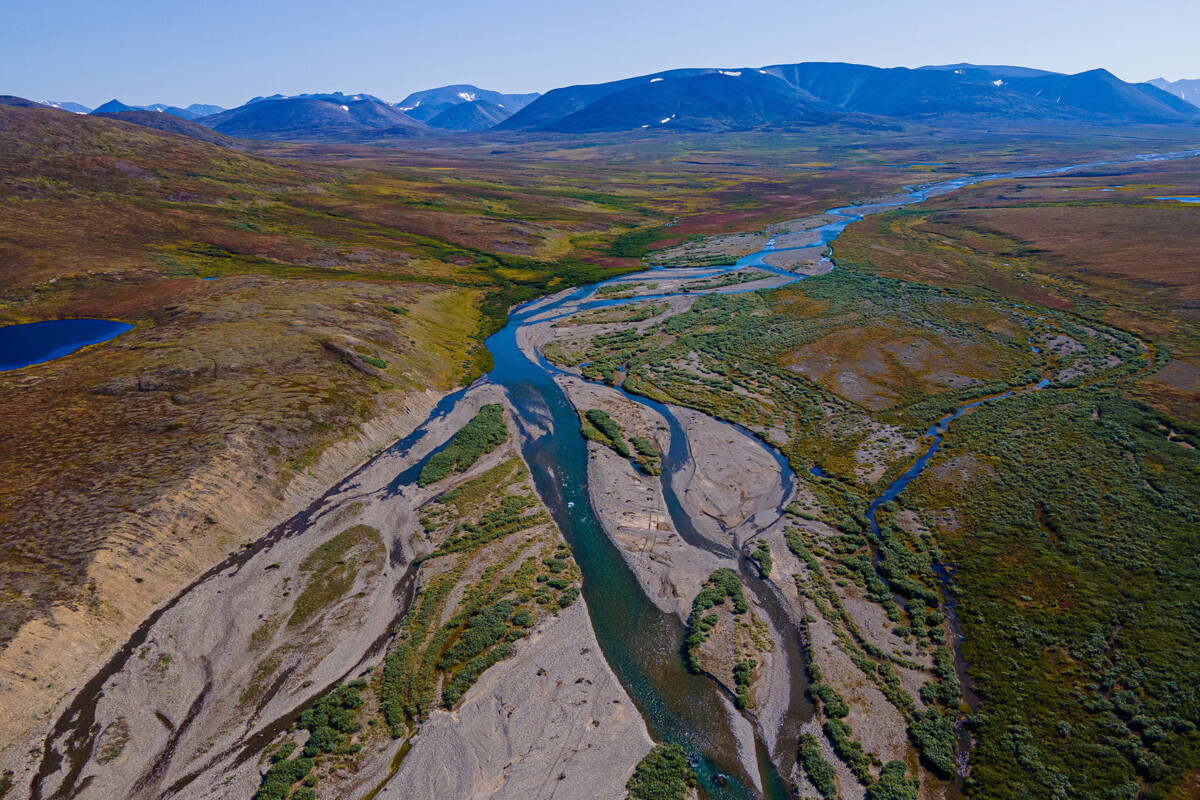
[
  {"x1": 1149, "y1": 77, "x2": 1200, "y2": 108},
  {"x1": 19, "y1": 63, "x2": 1200, "y2": 144},
  {"x1": 199, "y1": 96, "x2": 431, "y2": 141},
  {"x1": 500, "y1": 63, "x2": 1199, "y2": 132},
  {"x1": 88, "y1": 99, "x2": 226, "y2": 120}
]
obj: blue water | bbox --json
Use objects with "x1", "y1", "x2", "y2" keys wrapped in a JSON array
[
  {"x1": 0, "y1": 319, "x2": 133, "y2": 371},
  {"x1": 488, "y1": 297, "x2": 776, "y2": 798},
  {"x1": 1154, "y1": 196, "x2": 1200, "y2": 203}
]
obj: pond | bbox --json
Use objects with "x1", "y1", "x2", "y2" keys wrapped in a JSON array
[{"x1": 0, "y1": 319, "x2": 133, "y2": 371}]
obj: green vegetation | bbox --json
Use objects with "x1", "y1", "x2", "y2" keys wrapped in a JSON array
[
  {"x1": 807, "y1": 663, "x2": 850, "y2": 718},
  {"x1": 684, "y1": 569, "x2": 748, "y2": 672},
  {"x1": 865, "y1": 761, "x2": 919, "y2": 800},
  {"x1": 824, "y1": 718, "x2": 876, "y2": 784},
  {"x1": 609, "y1": 226, "x2": 669, "y2": 260},
  {"x1": 732, "y1": 658, "x2": 756, "y2": 709},
  {"x1": 298, "y1": 680, "x2": 367, "y2": 758},
  {"x1": 626, "y1": 744, "x2": 697, "y2": 800},
  {"x1": 582, "y1": 408, "x2": 630, "y2": 457},
  {"x1": 799, "y1": 733, "x2": 839, "y2": 799},
  {"x1": 681, "y1": 268, "x2": 770, "y2": 292},
  {"x1": 597, "y1": 281, "x2": 659, "y2": 298},
  {"x1": 749, "y1": 541, "x2": 772, "y2": 577},
  {"x1": 907, "y1": 710, "x2": 956, "y2": 778},
  {"x1": 571, "y1": 251, "x2": 1200, "y2": 795},
  {"x1": 630, "y1": 436, "x2": 664, "y2": 476},
  {"x1": 911, "y1": 387, "x2": 1200, "y2": 797},
  {"x1": 253, "y1": 756, "x2": 315, "y2": 800},
  {"x1": 579, "y1": 408, "x2": 664, "y2": 475},
  {"x1": 288, "y1": 526, "x2": 381, "y2": 627},
  {"x1": 564, "y1": 300, "x2": 668, "y2": 325},
  {"x1": 359, "y1": 354, "x2": 388, "y2": 370},
  {"x1": 379, "y1": 459, "x2": 578, "y2": 736},
  {"x1": 418, "y1": 404, "x2": 507, "y2": 487}
]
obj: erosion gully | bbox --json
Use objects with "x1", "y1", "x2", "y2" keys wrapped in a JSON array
[{"x1": 30, "y1": 149, "x2": 1198, "y2": 800}]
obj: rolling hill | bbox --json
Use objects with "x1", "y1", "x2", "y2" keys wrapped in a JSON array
[{"x1": 91, "y1": 109, "x2": 241, "y2": 147}]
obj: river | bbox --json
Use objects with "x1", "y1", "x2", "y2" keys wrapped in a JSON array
[
  {"x1": 477, "y1": 148, "x2": 1200, "y2": 798},
  {"x1": 26, "y1": 148, "x2": 1200, "y2": 800}
]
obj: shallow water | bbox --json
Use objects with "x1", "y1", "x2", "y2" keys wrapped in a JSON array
[{"x1": 0, "y1": 319, "x2": 132, "y2": 371}]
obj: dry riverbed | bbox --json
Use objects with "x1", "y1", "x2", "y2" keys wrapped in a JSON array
[{"x1": 10, "y1": 387, "x2": 651, "y2": 800}]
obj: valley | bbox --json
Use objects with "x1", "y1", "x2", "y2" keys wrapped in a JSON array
[{"x1": 1, "y1": 61, "x2": 1199, "y2": 800}]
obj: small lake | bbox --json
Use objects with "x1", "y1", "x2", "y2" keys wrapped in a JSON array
[
  {"x1": 1154, "y1": 196, "x2": 1200, "y2": 203},
  {"x1": 0, "y1": 319, "x2": 133, "y2": 371}
]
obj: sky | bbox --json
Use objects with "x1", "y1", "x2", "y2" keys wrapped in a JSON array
[{"x1": 3, "y1": 0, "x2": 1199, "y2": 109}]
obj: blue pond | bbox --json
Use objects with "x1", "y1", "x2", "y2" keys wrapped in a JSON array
[{"x1": 0, "y1": 319, "x2": 133, "y2": 371}]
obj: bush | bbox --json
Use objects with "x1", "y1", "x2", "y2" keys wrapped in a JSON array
[
  {"x1": 824, "y1": 718, "x2": 874, "y2": 784},
  {"x1": 810, "y1": 682, "x2": 850, "y2": 718},
  {"x1": 437, "y1": 600, "x2": 516, "y2": 669},
  {"x1": 684, "y1": 569, "x2": 748, "y2": 672},
  {"x1": 626, "y1": 744, "x2": 697, "y2": 800},
  {"x1": 866, "y1": 760, "x2": 918, "y2": 800},
  {"x1": 908, "y1": 709, "x2": 957, "y2": 777},
  {"x1": 733, "y1": 658, "x2": 756, "y2": 708},
  {"x1": 583, "y1": 408, "x2": 631, "y2": 457},
  {"x1": 359, "y1": 354, "x2": 387, "y2": 369},
  {"x1": 749, "y1": 541, "x2": 772, "y2": 576},
  {"x1": 253, "y1": 757, "x2": 314, "y2": 800},
  {"x1": 798, "y1": 734, "x2": 838, "y2": 800},
  {"x1": 418, "y1": 404, "x2": 507, "y2": 487}
]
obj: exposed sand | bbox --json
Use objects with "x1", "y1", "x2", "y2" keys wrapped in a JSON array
[
  {"x1": 377, "y1": 600, "x2": 653, "y2": 800},
  {"x1": 557, "y1": 376, "x2": 722, "y2": 618},
  {"x1": 648, "y1": 232, "x2": 770, "y2": 268},
  {"x1": 14, "y1": 386, "x2": 651, "y2": 800},
  {"x1": 763, "y1": 249, "x2": 834, "y2": 275}
]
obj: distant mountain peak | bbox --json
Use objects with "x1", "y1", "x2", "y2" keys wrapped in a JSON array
[
  {"x1": 40, "y1": 100, "x2": 92, "y2": 114},
  {"x1": 397, "y1": 85, "x2": 540, "y2": 128}
]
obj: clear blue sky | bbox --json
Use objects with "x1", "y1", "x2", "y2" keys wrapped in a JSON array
[{"x1": 3, "y1": 0, "x2": 1198, "y2": 108}]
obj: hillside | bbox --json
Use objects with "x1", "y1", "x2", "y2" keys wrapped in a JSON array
[{"x1": 92, "y1": 108, "x2": 242, "y2": 147}]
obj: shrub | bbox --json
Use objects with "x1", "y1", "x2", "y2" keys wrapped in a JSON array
[
  {"x1": 749, "y1": 541, "x2": 772, "y2": 576},
  {"x1": 908, "y1": 709, "x2": 957, "y2": 777},
  {"x1": 626, "y1": 744, "x2": 697, "y2": 800},
  {"x1": 359, "y1": 355, "x2": 387, "y2": 369},
  {"x1": 253, "y1": 757, "x2": 314, "y2": 800},
  {"x1": 866, "y1": 760, "x2": 919, "y2": 800},
  {"x1": 583, "y1": 408, "x2": 631, "y2": 457},
  {"x1": 798, "y1": 734, "x2": 838, "y2": 800},
  {"x1": 418, "y1": 404, "x2": 507, "y2": 487},
  {"x1": 684, "y1": 569, "x2": 747, "y2": 671},
  {"x1": 824, "y1": 718, "x2": 874, "y2": 784}
]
